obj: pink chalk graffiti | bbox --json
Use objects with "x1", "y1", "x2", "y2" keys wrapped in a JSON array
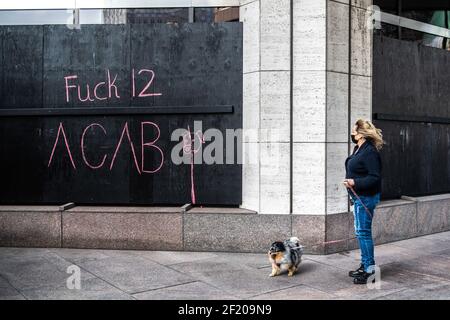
[
  {"x1": 64, "y1": 75, "x2": 77, "y2": 103},
  {"x1": 64, "y1": 68, "x2": 162, "y2": 103},
  {"x1": 78, "y1": 84, "x2": 94, "y2": 102},
  {"x1": 132, "y1": 69, "x2": 163, "y2": 98},
  {"x1": 47, "y1": 121, "x2": 165, "y2": 175},
  {"x1": 141, "y1": 121, "x2": 164, "y2": 173},
  {"x1": 107, "y1": 69, "x2": 120, "y2": 99},
  {"x1": 81, "y1": 123, "x2": 107, "y2": 169},
  {"x1": 183, "y1": 126, "x2": 205, "y2": 205},
  {"x1": 47, "y1": 122, "x2": 77, "y2": 169},
  {"x1": 94, "y1": 81, "x2": 107, "y2": 101},
  {"x1": 109, "y1": 122, "x2": 141, "y2": 174}
]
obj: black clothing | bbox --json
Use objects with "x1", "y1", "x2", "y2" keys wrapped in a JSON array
[{"x1": 345, "y1": 140, "x2": 382, "y2": 196}]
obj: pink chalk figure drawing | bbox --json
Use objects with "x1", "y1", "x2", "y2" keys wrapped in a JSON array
[
  {"x1": 64, "y1": 68, "x2": 162, "y2": 103},
  {"x1": 183, "y1": 126, "x2": 205, "y2": 205},
  {"x1": 47, "y1": 121, "x2": 164, "y2": 175}
]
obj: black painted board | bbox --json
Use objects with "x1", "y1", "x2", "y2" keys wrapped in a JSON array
[
  {"x1": 373, "y1": 120, "x2": 450, "y2": 199},
  {"x1": 373, "y1": 35, "x2": 450, "y2": 119},
  {"x1": 43, "y1": 25, "x2": 130, "y2": 109},
  {"x1": 0, "y1": 117, "x2": 46, "y2": 203},
  {"x1": 0, "y1": 115, "x2": 242, "y2": 205},
  {"x1": 0, "y1": 27, "x2": 3, "y2": 108},
  {"x1": 1, "y1": 26, "x2": 43, "y2": 108},
  {"x1": 0, "y1": 23, "x2": 243, "y2": 205},
  {"x1": 373, "y1": 35, "x2": 450, "y2": 199}
]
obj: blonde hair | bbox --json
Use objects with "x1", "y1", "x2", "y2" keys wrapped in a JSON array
[{"x1": 355, "y1": 119, "x2": 384, "y2": 151}]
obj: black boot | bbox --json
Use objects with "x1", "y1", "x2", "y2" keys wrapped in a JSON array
[
  {"x1": 353, "y1": 271, "x2": 375, "y2": 284},
  {"x1": 348, "y1": 264, "x2": 365, "y2": 277}
]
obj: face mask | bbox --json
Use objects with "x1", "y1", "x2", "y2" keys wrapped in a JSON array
[{"x1": 351, "y1": 134, "x2": 359, "y2": 144}]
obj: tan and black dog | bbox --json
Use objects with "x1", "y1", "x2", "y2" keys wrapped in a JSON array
[{"x1": 268, "y1": 237, "x2": 303, "y2": 277}]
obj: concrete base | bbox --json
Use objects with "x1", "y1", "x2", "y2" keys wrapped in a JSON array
[{"x1": 1, "y1": 193, "x2": 449, "y2": 254}]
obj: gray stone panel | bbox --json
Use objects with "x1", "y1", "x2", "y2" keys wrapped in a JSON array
[
  {"x1": 62, "y1": 210, "x2": 183, "y2": 250},
  {"x1": 0, "y1": 207, "x2": 61, "y2": 248},
  {"x1": 184, "y1": 213, "x2": 291, "y2": 253},
  {"x1": 416, "y1": 195, "x2": 450, "y2": 236},
  {"x1": 373, "y1": 201, "x2": 418, "y2": 244},
  {"x1": 292, "y1": 215, "x2": 326, "y2": 254}
]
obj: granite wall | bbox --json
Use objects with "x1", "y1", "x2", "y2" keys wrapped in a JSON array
[{"x1": 1, "y1": 194, "x2": 449, "y2": 254}]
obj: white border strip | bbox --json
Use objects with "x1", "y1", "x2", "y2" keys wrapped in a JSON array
[
  {"x1": 0, "y1": 1, "x2": 75, "y2": 10},
  {"x1": 380, "y1": 11, "x2": 450, "y2": 38},
  {"x1": 0, "y1": 0, "x2": 240, "y2": 10}
]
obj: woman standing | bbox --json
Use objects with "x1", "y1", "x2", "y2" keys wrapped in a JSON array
[{"x1": 343, "y1": 119, "x2": 384, "y2": 285}]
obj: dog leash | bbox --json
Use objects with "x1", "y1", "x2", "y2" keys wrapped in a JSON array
[
  {"x1": 348, "y1": 186, "x2": 373, "y2": 218},
  {"x1": 319, "y1": 186, "x2": 374, "y2": 246},
  {"x1": 275, "y1": 187, "x2": 375, "y2": 248}
]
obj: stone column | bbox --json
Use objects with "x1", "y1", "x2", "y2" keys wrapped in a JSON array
[
  {"x1": 291, "y1": 0, "x2": 328, "y2": 252},
  {"x1": 324, "y1": 0, "x2": 373, "y2": 253},
  {"x1": 290, "y1": 0, "x2": 373, "y2": 252},
  {"x1": 240, "y1": 0, "x2": 373, "y2": 253},
  {"x1": 240, "y1": 0, "x2": 291, "y2": 215}
]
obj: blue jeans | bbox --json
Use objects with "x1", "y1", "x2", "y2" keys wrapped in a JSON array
[{"x1": 351, "y1": 192, "x2": 381, "y2": 273}]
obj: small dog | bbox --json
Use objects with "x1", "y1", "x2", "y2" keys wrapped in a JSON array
[{"x1": 268, "y1": 237, "x2": 303, "y2": 277}]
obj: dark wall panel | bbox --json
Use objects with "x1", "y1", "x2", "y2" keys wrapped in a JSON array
[
  {"x1": 374, "y1": 35, "x2": 450, "y2": 118},
  {"x1": 373, "y1": 120, "x2": 450, "y2": 197},
  {"x1": 373, "y1": 35, "x2": 450, "y2": 198},
  {"x1": 1, "y1": 26, "x2": 43, "y2": 108},
  {"x1": 0, "y1": 23, "x2": 243, "y2": 205},
  {"x1": 43, "y1": 25, "x2": 131, "y2": 108}
]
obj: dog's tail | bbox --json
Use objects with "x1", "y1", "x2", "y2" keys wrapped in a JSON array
[
  {"x1": 289, "y1": 236, "x2": 300, "y2": 246},
  {"x1": 289, "y1": 237, "x2": 304, "y2": 253}
]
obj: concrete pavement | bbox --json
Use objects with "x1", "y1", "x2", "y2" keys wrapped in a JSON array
[{"x1": 1, "y1": 231, "x2": 450, "y2": 300}]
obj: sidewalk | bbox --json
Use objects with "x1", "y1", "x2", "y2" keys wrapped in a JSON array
[{"x1": 1, "y1": 231, "x2": 450, "y2": 300}]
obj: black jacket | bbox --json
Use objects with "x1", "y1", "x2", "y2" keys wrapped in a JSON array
[{"x1": 345, "y1": 140, "x2": 382, "y2": 196}]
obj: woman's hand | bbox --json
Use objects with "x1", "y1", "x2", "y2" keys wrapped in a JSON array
[{"x1": 342, "y1": 179, "x2": 355, "y2": 188}]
